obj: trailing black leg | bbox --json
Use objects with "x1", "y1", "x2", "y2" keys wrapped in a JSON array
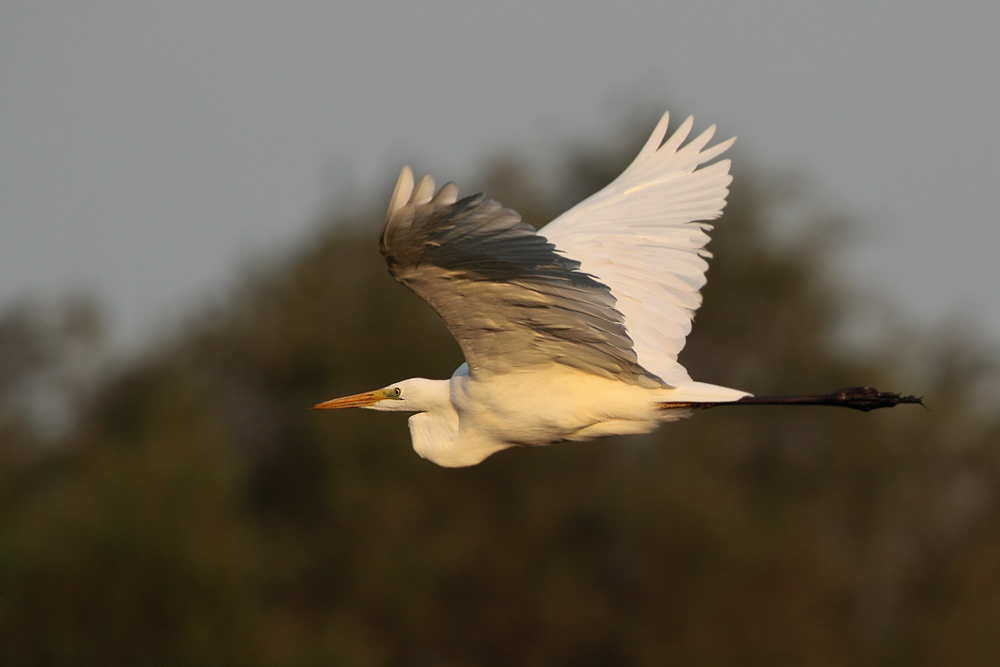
[{"x1": 661, "y1": 386, "x2": 924, "y2": 413}]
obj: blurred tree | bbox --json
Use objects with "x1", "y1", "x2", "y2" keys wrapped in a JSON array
[
  {"x1": 0, "y1": 115, "x2": 998, "y2": 666},
  {"x1": 0, "y1": 297, "x2": 104, "y2": 457}
]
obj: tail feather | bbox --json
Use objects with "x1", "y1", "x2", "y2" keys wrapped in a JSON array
[{"x1": 659, "y1": 382, "x2": 750, "y2": 404}]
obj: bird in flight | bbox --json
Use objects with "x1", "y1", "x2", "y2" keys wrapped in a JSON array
[{"x1": 314, "y1": 112, "x2": 920, "y2": 467}]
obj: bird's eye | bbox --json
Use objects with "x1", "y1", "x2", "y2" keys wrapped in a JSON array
[{"x1": 392, "y1": 387, "x2": 402, "y2": 397}]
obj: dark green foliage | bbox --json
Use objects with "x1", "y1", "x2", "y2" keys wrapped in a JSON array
[{"x1": 1, "y1": 122, "x2": 998, "y2": 666}]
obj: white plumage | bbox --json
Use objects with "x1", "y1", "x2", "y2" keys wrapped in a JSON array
[
  {"x1": 541, "y1": 113, "x2": 734, "y2": 386},
  {"x1": 314, "y1": 112, "x2": 749, "y2": 467}
]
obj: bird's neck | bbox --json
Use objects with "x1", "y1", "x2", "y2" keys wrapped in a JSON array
[{"x1": 400, "y1": 377, "x2": 452, "y2": 412}]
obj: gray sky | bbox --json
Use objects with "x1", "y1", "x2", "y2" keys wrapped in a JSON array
[{"x1": 2, "y1": 1, "x2": 998, "y2": 350}]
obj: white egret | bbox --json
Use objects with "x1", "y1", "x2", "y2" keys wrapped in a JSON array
[{"x1": 314, "y1": 112, "x2": 920, "y2": 467}]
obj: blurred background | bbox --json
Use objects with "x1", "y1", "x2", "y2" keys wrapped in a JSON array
[{"x1": 2, "y1": 2, "x2": 1000, "y2": 665}]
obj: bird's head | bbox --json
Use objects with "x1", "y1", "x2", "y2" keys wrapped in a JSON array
[{"x1": 311, "y1": 378, "x2": 444, "y2": 413}]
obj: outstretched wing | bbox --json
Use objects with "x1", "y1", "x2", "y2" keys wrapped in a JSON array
[
  {"x1": 540, "y1": 112, "x2": 735, "y2": 387},
  {"x1": 379, "y1": 167, "x2": 661, "y2": 386}
]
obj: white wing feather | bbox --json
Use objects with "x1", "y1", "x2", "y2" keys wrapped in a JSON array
[{"x1": 540, "y1": 112, "x2": 735, "y2": 387}]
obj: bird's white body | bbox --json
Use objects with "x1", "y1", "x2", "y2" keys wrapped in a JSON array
[
  {"x1": 366, "y1": 364, "x2": 746, "y2": 467},
  {"x1": 315, "y1": 112, "x2": 750, "y2": 466}
]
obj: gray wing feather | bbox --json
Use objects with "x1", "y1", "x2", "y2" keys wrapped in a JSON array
[{"x1": 379, "y1": 167, "x2": 662, "y2": 386}]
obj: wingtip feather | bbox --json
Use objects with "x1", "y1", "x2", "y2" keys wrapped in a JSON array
[
  {"x1": 660, "y1": 115, "x2": 694, "y2": 155},
  {"x1": 412, "y1": 174, "x2": 436, "y2": 206},
  {"x1": 637, "y1": 111, "x2": 670, "y2": 160},
  {"x1": 435, "y1": 182, "x2": 459, "y2": 206},
  {"x1": 681, "y1": 124, "x2": 718, "y2": 156},
  {"x1": 385, "y1": 166, "x2": 415, "y2": 224}
]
